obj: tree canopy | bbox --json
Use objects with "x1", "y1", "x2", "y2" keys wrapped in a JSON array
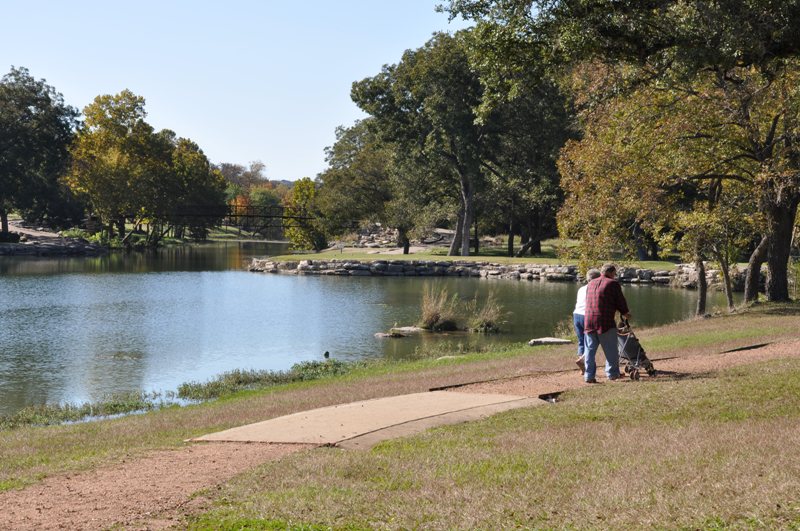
[
  {"x1": 0, "y1": 67, "x2": 79, "y2": 234},
  {"x1": 447, "y1": 0, "x2": 800, "y2": 302}
]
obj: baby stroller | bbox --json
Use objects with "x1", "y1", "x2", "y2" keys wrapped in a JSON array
[{"x1": 617, "y1": 318, "x2": 657, "y2": 380}]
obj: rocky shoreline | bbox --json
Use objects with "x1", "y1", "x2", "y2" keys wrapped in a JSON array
[{"x1": 249, "y1": 258, "x2": 750, "y2": 291}]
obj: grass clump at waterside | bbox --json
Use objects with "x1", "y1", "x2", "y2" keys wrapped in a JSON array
[
  {"x1": 1, "y1": 360, "x2": 369, "y2": 430},
  {"x1": 419, "y1": 285, "x2": 508, "y2": 333},
  {"x1": 177, "y1": 359, "x2": 367, "y2": 400},
  {"x1": 0, "y1": 391, "x2": 170, "y2": 430},
  {"x1": 466, "y1": 291, "x2": 507, "y2": 333},
  {"x1": 419, "y1": 285, "x2": 462, "y2": 331}
]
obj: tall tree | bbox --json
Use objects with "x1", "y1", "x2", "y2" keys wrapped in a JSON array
[
  {"x1": 67, "y1": 90, "x2": 156, "y2": 238},
  {"x1": 352, "y1": 32, "x2": 486, "y2": 256},
  {"x1": 0, "y1": 67, "x2": 79, "y2": 233},
  {"x1": 284, "y1": 177, "x2": 327, "y2": 251},
  {"x1": 449, "y1": 0, "x2": 800, "y2": 300}
]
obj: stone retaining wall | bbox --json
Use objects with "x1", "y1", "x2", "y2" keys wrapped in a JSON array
[{"x1": 250, "y1": 258, "x2": 752, "y2": 291}]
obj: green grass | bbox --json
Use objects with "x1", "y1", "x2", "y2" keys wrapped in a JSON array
[
  {"x1": 0, "y1": 391, "x2": 170, "y2": 430},
  {"x1": 269, "y1": 237, "x2": 681, "y2": 270},
  {"x1": 187, "y1": 358, "x2": 800, "y2": 530},
  {"x1": 268, "y1": 249, "x2": 678, "y2": 270}
]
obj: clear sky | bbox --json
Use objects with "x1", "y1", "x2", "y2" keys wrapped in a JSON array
[{"x1": 1, "y1": 1, "x2": 470, "y2": 181}]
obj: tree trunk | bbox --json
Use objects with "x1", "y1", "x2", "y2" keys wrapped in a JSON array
[
  {"x1": 531, "y1": 239, "x2": 542, "y2": 255},
  {"x1": 695, "y1": 256, "x2": 707, "y2": 316},
  {"x1": 448, "y1": 210, "x2": 463, "y2": 256},
  {"x1": 0, "y1": 208, "x2": 8, "y2": 234},
  {"x1": 632, "y1": 223, "x2": 648, "y2": 261},
  {"x1": 473, "y1": 215, "x2": 479, "y2": 254},
  {"x1": 744, "y1": 235, "x2": 768, "y2": 303},
  {"x1": 398, "y1": 227, "x2": 410, "y2": 255},
  {"x1": 765, "y1": 198, "x2": 799, "y2": 301},
  {"x1": 649, "y1": 240, "x2": 659, "y2": 260},
  {"x1": 714, "y1": 251, "x2": 735, "y2": 312},
  {"x1": 507, "y1": 216, "x2": 515, "y2": 257},
  {"x1": 460, "y1": 183, "x2": 473, "y2": 257},
  {"x1": 116, "y1": 216, "x2": 126, "y2": 241}
]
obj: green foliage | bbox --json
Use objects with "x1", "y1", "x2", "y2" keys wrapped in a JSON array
[
  {"x1": 0, "y1": 67, "x2": 80, "y2": 231},
  {"x1": 67, "y1": 91, "x2": 226, "y2": 243},
  {"x1": 449, "y1": 0, "x2": 800, "y2": 299},
  {"x1": 283, "y1": 177, "x2": 328, "y2": 251},
  {"x1": 352, "y1": 33, "x2": 486, "y2": 256}
]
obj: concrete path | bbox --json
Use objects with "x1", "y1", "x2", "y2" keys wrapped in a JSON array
[{"x1": 193, "y1": 391, "x2": 542, "y2": 449}]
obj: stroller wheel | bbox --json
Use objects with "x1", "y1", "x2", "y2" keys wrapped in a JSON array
[
  {"x1": 624, "y1": 365, "x2": 631, "y2": 374},
  {"x1": 647, "y1": 368, "x2": 657, "y2": 377},
  {"x1": 630, "y1": 369, "x2": 640, "y2": 381}
]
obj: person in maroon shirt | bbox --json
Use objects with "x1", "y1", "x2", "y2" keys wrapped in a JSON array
[{"x1": 583, "y1": 264, "x2": 631, "y2": 383}]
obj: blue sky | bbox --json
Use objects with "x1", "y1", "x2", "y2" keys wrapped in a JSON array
[{"x1": 2, "y1": 1, "x2": 470, "y2": 181}]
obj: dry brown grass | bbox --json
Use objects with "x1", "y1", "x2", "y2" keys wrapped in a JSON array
[
  {"x1": 190, "y1": 359, "x2": 800, "y2": 529},
  {"x1": 419, "y1": 284, "x2": 462, "y2": 331},
  {"x1": 466, "y1": 290, "x2": 508, "y2": 333}
]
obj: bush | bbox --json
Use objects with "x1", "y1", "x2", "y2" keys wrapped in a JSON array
[{"x1": 60, "y1": 228, "x2": 90, "y2": 240}]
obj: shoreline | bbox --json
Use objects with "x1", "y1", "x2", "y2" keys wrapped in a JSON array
[{"x1": 250, "y1": 257, "x2": 751, "y2": 291}]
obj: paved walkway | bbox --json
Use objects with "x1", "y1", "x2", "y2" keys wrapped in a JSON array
[{"x1": 193, "y1": 391, "x2": 543, "y2": 449}]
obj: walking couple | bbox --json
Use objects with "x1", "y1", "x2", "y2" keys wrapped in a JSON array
[{"x1": 573, "y1": 264, "x2": 631, "y2": 383}]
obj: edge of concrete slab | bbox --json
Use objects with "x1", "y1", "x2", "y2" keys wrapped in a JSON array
[{"x1": 336, "y1": 396, "x2": 543, "y2": 450}]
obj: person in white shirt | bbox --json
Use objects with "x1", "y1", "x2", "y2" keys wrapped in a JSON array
[{"x1": 573, "y1": 268, "x2": 601, "y2": 374}]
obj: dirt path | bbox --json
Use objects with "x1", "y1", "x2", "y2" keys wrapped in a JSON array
[
  {"x1": 7, "y1": 220, "x2": 62, "y2": 240},
  {"x1": 0, "y1": 443, "x2": 309, "y2": 530},
  {"x1": 1, "y1": 340, "x2": 797, "y2": 530},
  {"x1": 456, "y1": 339, "x2": 800, "y2": 397}
]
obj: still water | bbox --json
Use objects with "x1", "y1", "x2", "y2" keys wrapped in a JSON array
[{"x1": 0, "y1": 244, "x2": 735, "y2": 415}]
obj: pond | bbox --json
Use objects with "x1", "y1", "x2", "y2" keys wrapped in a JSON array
[{"x1": 0, "y1": 243, "x2": 735, "y2": 415}]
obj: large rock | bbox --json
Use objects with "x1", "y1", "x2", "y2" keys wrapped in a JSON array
[{"x1": 390, "y1": 326, "x2": 426, "y2": 334}]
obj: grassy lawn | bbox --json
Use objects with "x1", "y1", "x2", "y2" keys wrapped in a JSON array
[
  {"x1": 188, "y1": 357, "x2": 800, "y2": 530},
  {"x1": 1, "y1": 304, "x2": 799, "y2": 528},
  {"x1": 268, "y1": 249, "x2": 679, "y2": 271},
  {"x1": 267, "y1": 238, "x2": 681, "y2": 270}
]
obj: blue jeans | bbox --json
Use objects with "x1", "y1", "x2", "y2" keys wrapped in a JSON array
[
  {"x1": 585, "y1": 328, "x2": 620, "y2": 381},
  {"x1": 572, "y1": 313, "x2": 585, "y2": 358}
]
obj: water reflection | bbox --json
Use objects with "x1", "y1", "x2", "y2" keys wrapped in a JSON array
[{"x1": 0, "y1": 241, "x2": 288, "y2": 275}]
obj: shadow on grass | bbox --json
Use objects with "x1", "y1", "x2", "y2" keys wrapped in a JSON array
[
  {"x1": 761, "y1": 306, "x2": 800, "y2": 316},
  {"x1": 653, "y1": 370, "x2": 716, "y2": 381}
]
